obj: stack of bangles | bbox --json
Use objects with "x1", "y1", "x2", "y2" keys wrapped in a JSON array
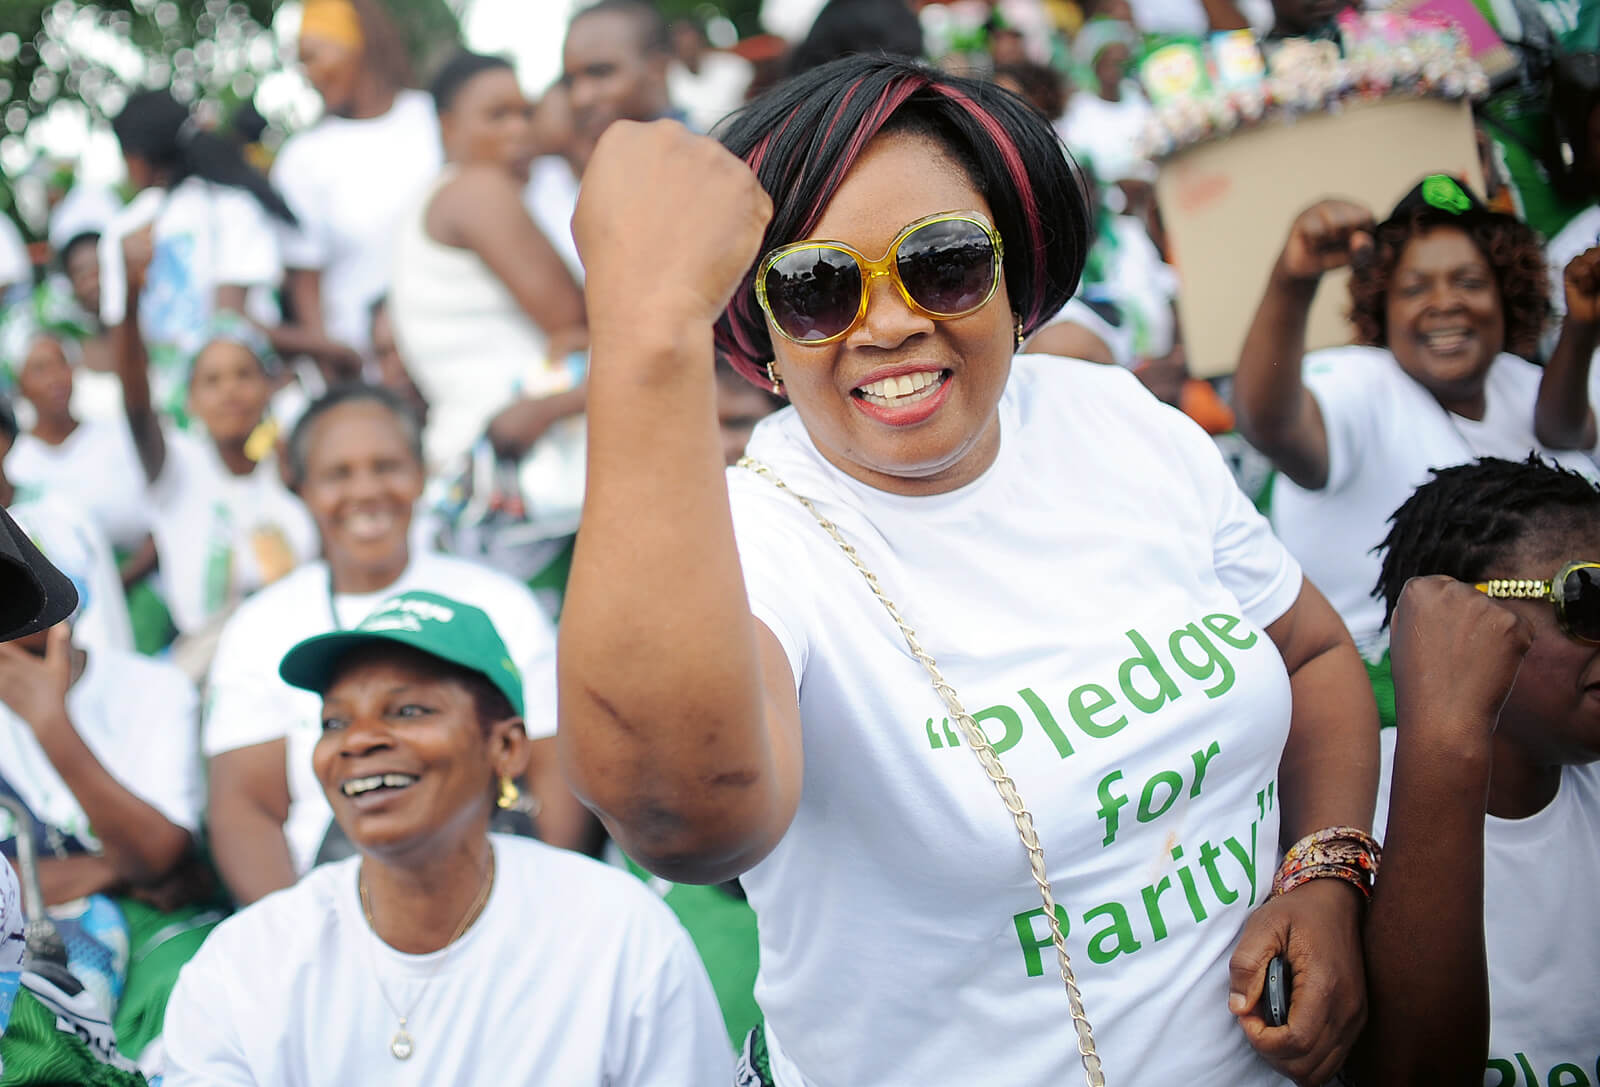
[{"x1": 1269, "y1": 826, "x2": 1382, "y2": 900}]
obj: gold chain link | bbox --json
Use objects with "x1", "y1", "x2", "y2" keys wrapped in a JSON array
[{"x1": 738, "y1": 457, "x2": 1105, "y2": 1086}]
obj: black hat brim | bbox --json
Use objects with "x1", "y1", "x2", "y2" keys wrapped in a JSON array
[{"x1": 0, "y1": 505, "x2": 78, "y2": 641}]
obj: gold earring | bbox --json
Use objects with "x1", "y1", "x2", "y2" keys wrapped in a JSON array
[
  {"x1": 496, "y1": 776, "x2": 519, "y2": 810},
  {"x1": 1014, "y1": 314, "x2": 1025, "y2": 351},
  {"x1": 765, "y1": 360, "x2": 784, "y2": 396}
]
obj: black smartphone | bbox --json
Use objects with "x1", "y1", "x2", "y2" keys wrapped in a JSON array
[{"x1": 1261, "y1": 954, "x2": 1291, "y2": 1027}]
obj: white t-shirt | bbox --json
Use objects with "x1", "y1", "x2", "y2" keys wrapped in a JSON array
[
  {"x1": 1271, "y1": 346, "x2": 1600, "y2": 652},
  {"x1": 668, "y1": 52, "x2": 754, "y2": 133},
  {"x1": 98, "y1": 179, "x2": 283, "y2": 398},
  {"x1": 271, "y1": 91, "x2": 443, "y2": 355},
  {"x1": 1058, "y1": 88, "x2": 1155, "y2": 185},
  {"x1": 1544, "y1": 203, "x2": 1600, "y2": 412},
  {"x1": 1480, "y1": 762, "x2": 1600, "y2": 1082},
  {"x1": 162, "y1": 835, "x2": 734, "y2": 1086},
  {"x1": 147, "y1": 429, "x2": 317, "y2": 636},
  {"x1": 390, "y1": 170, "x2": 553, "y2": 472},
  {"x1": 728, "y1": 355, "x2": 1302, "y2": 1086},
  {"x1": 8, "y1": 418, "x2": 151, "y2": 552},
  {"x1": 8, "y1": 495, "x2": 134, "y2": 653},
  {"x1": 524, "y1": 157, "x2": 584, "y2": 284},
  {"x1": 0, "y1": 216, "x2": 27, "y2": 296},
  {"x1": 203, "y1": 552, "x2": 560, "y2": 874},
  {"x1": 0, "y1": 647, "x2": 202, "y2": 850}
]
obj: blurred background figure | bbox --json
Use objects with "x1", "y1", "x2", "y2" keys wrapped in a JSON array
[{"x1": 668, "y1": 16, "x2": 755, "y2": 133}]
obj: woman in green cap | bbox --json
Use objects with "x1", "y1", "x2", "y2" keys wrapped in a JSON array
[
  {"x1": 1234, "y1": 175, "x2": 1600, "y2": 736},
  {"x1": 161, "y1": 590, "x2": 730, "y2": 1085}
]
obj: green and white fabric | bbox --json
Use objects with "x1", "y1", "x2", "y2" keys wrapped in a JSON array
[{"x1": 146, "y1": 430, "x2": 315, "y2": 637}]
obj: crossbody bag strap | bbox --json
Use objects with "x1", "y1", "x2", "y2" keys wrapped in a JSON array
[{"x1": 736, "y1": 456, "x2": 1105, "y2": 1087}]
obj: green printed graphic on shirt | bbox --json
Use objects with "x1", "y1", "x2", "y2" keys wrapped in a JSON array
[
  {"x1": 201, "y1": 501, "x2": 234, "y2": 619},
  {"x1": 1013, "y1": 781, "x2": 1277, "y2": 975},
  {"x1": 922, "y1": 613, "x2": 1256, "y2": 761},
  {"x1": 1485, "y1": 1050, "x2": 1600, "y2": 1086}
]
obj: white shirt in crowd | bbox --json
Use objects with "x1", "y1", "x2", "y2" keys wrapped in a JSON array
[
  {"x1": 202, "y1": 552, "x2": 560, "y2": 874},
  {"x1": 728, "y1": 355, "x2": 1302, "y2": 1086},
  {"x1": 9, "y1": 417, "x2": 151, "y2": 553},
  {"x1": 98, "y1": 179, "x2": 283, "y2": 401},
  {"x1": 147, "y1": 430, "x2": 317, "y2": 637},
  {"x1": 0, "y1": 647, "x2": 202, "y2": 850},
  {"x1": 390, "y1": 168, "x2": 556, "y2": 473},
  {"x1": 1272, "y1": 346, "x2": 1600, "y2": 653},
  {"x1": 8, "y1": 495, "x2": 133, "y2": 654},
  {"x1": 524, "y1": 156, "x2": 584, "y2": 284},
  {"x1": 0, "y1": 216, "x2": 27, "y2": 297},
  {"x1": 162, "y1": 835, "x2": 733, "y2": 1086},
  {"x1": 1544, "y1": 203, "x2": 1600, "y2": 418},
  {"x1": 1058, "y1": 87, "x2": 1155, "y2": 185},
  {"x1": 271, "y1": 90, "x2": 442, "y2": 356},
  {"x1": 1480, "y1": 762, "x2": 1600, "y2": 1082},
  {"x1": 1124, "y1": 0, "x2": 1273, "y2": 36},
  {"x1": 668, "y1": 52, "x2": 754, "y2": 134}
]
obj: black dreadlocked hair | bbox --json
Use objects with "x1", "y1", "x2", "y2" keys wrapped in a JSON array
[{"x1": 1374, "y1": 455, "x2": 1600, "y2": 628}]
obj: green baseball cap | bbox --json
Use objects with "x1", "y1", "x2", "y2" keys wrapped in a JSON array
[{"x1": 278, "y1": 590, "x2": 524, "y2": 716}]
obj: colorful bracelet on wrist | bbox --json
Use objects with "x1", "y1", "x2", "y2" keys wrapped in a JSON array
[{"x1": 1269, "y1": 825, "x2": 1381, "y2": 901}]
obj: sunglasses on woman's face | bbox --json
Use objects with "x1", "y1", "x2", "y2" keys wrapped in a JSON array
[
  {"x1": 754, "y1": 212, "x2": 1005, "y2": 346},
  {"x1": 1475, "y1": 561, "x2": 1600, "y2": 645}
]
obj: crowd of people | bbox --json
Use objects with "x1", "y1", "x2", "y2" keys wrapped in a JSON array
[{"x1": 0, "y1": 0, "x2": 1596, "y2": 1083}]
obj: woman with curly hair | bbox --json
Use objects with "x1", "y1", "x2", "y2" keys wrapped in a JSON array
[{"x1": 1234, "y1": 176, "x2": 1600, "y2": 702}]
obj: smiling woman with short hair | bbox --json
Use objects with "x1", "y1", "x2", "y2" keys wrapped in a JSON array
[
  {"x1": 562, "y1": 52, "x2": 1380, "y2": 1087},
  {"x1": 200, "y1": 385, "x2": 589, "y2": 908},
  {"x1": 1234, "y1": 177, "x2": 1600, "y2": 671},
  {"x1": 161, "y1": 591, "x2": 730, "y2": 1085}
]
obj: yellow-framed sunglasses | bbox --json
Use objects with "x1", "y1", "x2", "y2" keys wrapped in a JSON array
[
  {"x1": 1474, "y1": 561, "x2": 1600, "y2": 644},
  {"x1": 754, "y1": 211, "x2": 1005, "y2": 346}
]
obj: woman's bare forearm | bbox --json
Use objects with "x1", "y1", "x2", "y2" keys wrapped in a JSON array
[
  {"x1": 1535, "y1": 317, "x2": 1598, "y2": 449},
  {"x1": 1235, "y1": 268, "x2": 1328, "y2": 489},
  {"x1": 1351, "y1": 734, "x2": 1491, "y2": 1085},
  {"x1": 559, "y1": 318, "x2": 790, "y2": 879},
  {"x1": 1268, "y1": 582, "x2": 1380, "y2": 844}
]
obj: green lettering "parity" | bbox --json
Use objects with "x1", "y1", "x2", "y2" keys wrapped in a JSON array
[{"x1": 922, "y1": 613, "x2": 1258, "y2": 758}]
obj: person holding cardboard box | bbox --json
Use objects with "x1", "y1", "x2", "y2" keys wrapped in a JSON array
[{"x1": 1234, "y1": 175, "x2": 1600, "y2": 729}]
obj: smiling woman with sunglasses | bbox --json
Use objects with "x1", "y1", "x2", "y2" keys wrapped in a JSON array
[
  {"x1": 1358, "y1": 456, "x2": 1600, "y2": 1084},
  {"x1": 562, "y1": 53, "x2": 1379, "y2": 1087}
]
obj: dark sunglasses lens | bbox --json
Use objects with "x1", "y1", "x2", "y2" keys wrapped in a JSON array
[
  {"x1": 895, "y1": 219, "x2": 998, "y2": 316},
  {"x1": 1560, "y1": 565, "x2": 1600, "y2": 642},
  {"x1": 764, "y1": 248, "x2": 863, "y2": 342}
]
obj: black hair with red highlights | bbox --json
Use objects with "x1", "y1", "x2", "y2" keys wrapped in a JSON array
[{"x1": 713, "y1": 53, "x2": 1091, "y2": 388}]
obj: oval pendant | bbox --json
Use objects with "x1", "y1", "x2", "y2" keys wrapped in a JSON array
[{"x1": 391, "y1": 1029, "x2": 414, "y2": 1061}]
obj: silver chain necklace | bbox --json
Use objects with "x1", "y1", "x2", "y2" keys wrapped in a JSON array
[{"x1": 357, "y1": 850, "x2": 496, "y2": 1061}]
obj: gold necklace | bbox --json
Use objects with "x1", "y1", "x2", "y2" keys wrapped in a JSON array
[{"x1": 358, "y1": 849, "x2": 496, "y2": 1061}]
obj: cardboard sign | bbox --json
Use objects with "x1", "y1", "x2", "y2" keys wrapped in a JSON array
[{"x1": 1154, "y1": 96, "x2": 1482, "y2": 378}]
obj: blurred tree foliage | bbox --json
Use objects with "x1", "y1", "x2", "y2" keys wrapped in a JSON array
[
  {"x1": 651, "y1": 0, "x2": 765, "y2": 37},
  {"x1": 0, "y1": 0, "x2": 458, "y2": 138}
]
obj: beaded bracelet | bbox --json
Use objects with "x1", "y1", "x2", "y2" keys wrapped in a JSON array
[{"x1": 1269, "y1": 826, "x2": 1381, "y2": 901}]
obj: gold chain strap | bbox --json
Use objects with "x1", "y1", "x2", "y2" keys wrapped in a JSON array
[{"x1": 737, "y1": 457, "x2": 1105, "y2": 1086}]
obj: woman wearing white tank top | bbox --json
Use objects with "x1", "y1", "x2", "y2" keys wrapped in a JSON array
[{"x1": 389, "y1": 52, "x2": 589, "y2": 478}]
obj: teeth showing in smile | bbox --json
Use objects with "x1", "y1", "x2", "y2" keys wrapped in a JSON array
[
  {"x1": 342, "y1": 773, "x2": 419, "y2": 797},
  {"x1": 857, "y1": 370, "x2": 945, "y2": 407},
  {"x1": 343, "y1": 510, "x2": 397, "y2": 542},
  {"x1": 1423, "y1": 328, "x2": 1470, "y2": 351}
]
